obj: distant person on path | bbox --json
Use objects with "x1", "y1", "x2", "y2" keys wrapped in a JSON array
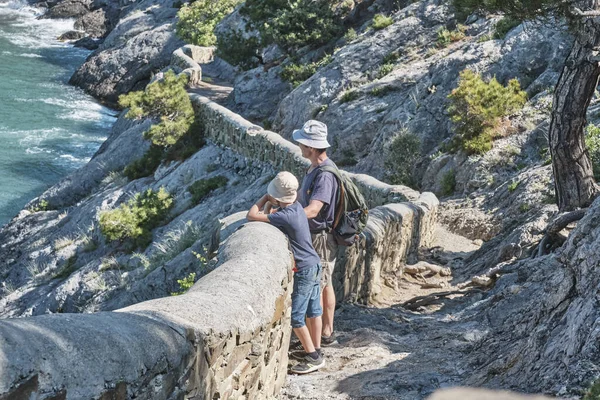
[
  {"x1": 247, "y1": 172, "x2": 325, "y2": 374},
  {"x1": 293, "y1": 120, "x2": 339, "y2": 346}
]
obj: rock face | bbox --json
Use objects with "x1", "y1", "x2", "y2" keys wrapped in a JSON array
[
  {"x1": 44, "y1": 0, "x2": 92, "y2": 18},
  {"x1": 459, "y1": 196, "x2": 600, "y2": 395},
  {"x1": 229, "y1": 65, "x2": 291, "y2": 122},
  {"x1": 269, "y1": 0, "x2": 570, "y2": 181},
  {"x1": 69, "y1": 1, "x2": 183, "y2": 105}
]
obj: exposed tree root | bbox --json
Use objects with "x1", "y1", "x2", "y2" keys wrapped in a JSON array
[{"x1": 531, "y1": 209, "x2": 587, "y2": 258}]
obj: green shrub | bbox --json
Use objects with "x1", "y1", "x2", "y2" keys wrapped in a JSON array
[
  {"x1": 344, "y1": 28, "x2": 357, "y2": 41},
  {"x1": 586, "y1": 123, "x2": 600, "y2": 181},
  {"x1": 188, "y1": 176, "x2": 229, "y2": 204},
  {"x1": 176, "y1": 0, "x2": 241, "y2": 46},
  {"x1": 241, "y1": 0, "x2": 342, "y2": 55},
  {"x1": 372, "y1": 14, "x2": 393, "y2": 30},
  {"x1": 340, "y1": 89, "x2": 360, "y2": 103},
  {"x1": 370, "y1": 86, "x2": 397, "y2": 97},
  {"x1": 507, "y1": 180, "x2": 520, "y2": 192},
  {"x1": 384, "y1": 132, "x2": 421, "y2": 187},
  {"x1": 171, "y1": 272, "x2": 196, "y2": 296},
  {"x1": 216, "y1": 31, "x2": 261, "y2": 70},
  {"x1": 54, "y1": 255, "x2": 78, "y2": 280},
  {"x1": 29, "y1": 199, "x2": 50, "y2": 213},
  {"x1": 478, "y1": 33, "x2": 493, "y2": 42},
  {"x1": 436, "y1": 25, "x2": 467, "y2": 48},
  {"x1": 119, "y1": 71, "x2": 195, "y2": 147},
  {"x1": 584, "y1": 379, "x2": 600, "y2": 400},
  {"x1": 164, "y1": 120, "x2": 207, "y2": 161},
  {"x1": 124, "y1": 145, "x2": 164, "y2": 180},
  {"x1": 99, "y1": 188, "x2": 173, "y2": 248},
  {"x1": 124, "y1": 121, "x2": 206, "y2": 180},
  {"x1": 281, "y1": 63, "x2": 318, "y2": 87},
  {"x1": 382, "y1": 51, "x2": 400, "y2": 64},
  {"x1": 447, "y1": 69, "x2": 527, "y2": 155},
  {"x1": 280, "y1": 55, "x2": 332, "y2": 87},
  {"x1": 376, "y1": 63, "x2": 395, "y2": 79},
  {"x1": 493, "y1": 16, "x2": 521, "y2": 39},
  {"x1": 440, "y1": 170, "x2": 456, "y2": 196}
]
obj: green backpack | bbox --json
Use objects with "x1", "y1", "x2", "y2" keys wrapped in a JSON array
[{"x1": 313, "y1": 165, "x2": 369, "y2": 246}]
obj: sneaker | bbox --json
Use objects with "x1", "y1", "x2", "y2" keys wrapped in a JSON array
[
  {"x1": 289, "y1": 354, "x2": 325, "y2": 374},
  {"x1": 321, "y1": 331, "x2": 337, "y2": 347},
  {"x1": 288, "y1": 340, "x2": 304, "y2": 352},
  {"x1": 290, "y1": 348, "x2": 322, "y2": 361}
]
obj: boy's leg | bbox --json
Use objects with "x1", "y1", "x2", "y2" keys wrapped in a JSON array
[
  {"x1": 289, "y1": 265, "x2": 325, "y2": 375},
  {"x1": 293, "y1": 326, "x2": 315, "y2": 354},
  {"x1": 306, "y1": 264, "x2": 323, "y2": 349},
  {"x1": 291, "y1": 267, "x2": 317, "y2": 354},
  {"x1": 307, "y1": 316, "x2": 322, "y2": 349}
]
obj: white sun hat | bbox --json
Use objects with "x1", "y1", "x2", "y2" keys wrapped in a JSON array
[
  {"x1": 267, "y1": 171, "x2": 299, "y2": 203},
  {"x1": 292, "y1": 120, "x2": 331, "y2": 149}
]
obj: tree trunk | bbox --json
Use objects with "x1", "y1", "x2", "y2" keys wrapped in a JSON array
[{"x1": 549, "y1": 18, "x2": 600, "y2": 211}]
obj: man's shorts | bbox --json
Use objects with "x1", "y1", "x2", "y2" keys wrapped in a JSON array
[
  {"x1": 311, "y1": 231, "x2": 338, "y2": 289},
  {"x1": 291, "y1": 263, "x2": 322, "y2": 328}
]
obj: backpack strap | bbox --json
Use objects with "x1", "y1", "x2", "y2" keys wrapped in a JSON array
[{"x1": 310, "y1": 165, "x2": 345, "y2": 230}]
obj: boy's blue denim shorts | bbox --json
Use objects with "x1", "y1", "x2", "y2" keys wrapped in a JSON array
[{"x1": 291, "y1": 263, "x2": 322, "y2": 328}]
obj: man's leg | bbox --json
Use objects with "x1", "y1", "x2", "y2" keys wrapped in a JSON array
[
  {"x1": 313, "y1": 232, "x2": 338, "y2": 339},
  {"x1": 321, "y1": 285, "x2": 335, "y2": 337}
]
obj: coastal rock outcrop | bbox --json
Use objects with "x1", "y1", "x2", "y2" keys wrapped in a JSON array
[{"x1": 68, "y1": 0, "x2": 182, "y2": 105}]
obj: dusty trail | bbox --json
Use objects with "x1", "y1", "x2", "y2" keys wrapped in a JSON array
[{"x1": 281, "y1": 225, "x2": 486, "y2": 400}]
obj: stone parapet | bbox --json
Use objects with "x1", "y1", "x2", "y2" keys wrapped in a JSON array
[
  {"x1": 335, "y1": 191, "x2": 439, "y2": 304},
  {"x1": 0, "y1": 223, "x2": 293, "y2": 400},
  {"x1": 190, "y1": 94, "x2": 420, "y2": 207}
]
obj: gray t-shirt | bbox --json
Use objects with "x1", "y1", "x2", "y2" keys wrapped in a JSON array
[
  {"x1": 298, "y1": 158, "x2": 339, "y2": 232},
  {"x1": 268, "y1": 202, "x2": 321, "y2": 270}
]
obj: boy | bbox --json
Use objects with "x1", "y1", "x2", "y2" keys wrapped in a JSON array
[{"x1": 247, "y1": 171, "x2": 325, "y2": 374}]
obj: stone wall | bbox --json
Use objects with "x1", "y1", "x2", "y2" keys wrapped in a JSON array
[
  {"x1": 335, "y1": 192, "x2": 439, "y2": 304},
  {"x1": 0, "y1": 223, "x2": 292, "y2": 400},
  {"x1": 190, "y1": 94, "x2": 421, "y2": 208}
]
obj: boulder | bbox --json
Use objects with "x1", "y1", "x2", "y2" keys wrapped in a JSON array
[
  {"x1": 44, "y1": 0, "x2": 92, "y2": 18},
  {"x1": 69, "y1": 2, "x2": 182, "y2": 105},
  {"x1": 229, "y1": 65, "x2": 291, "y2": 121},
  {"x1": 73, "y1": 36, "x2": 103, "y2": 50},
  {"x1": 74, "y1": 8, "x2": 109, "y2": 38},
  {"x1": 57, "y1": 30, "x2": 86, "y2": 41}
]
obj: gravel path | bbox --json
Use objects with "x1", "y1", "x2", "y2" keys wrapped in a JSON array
[{"x1": 280, "y1": 224, "x2": 485, "y2": 400}]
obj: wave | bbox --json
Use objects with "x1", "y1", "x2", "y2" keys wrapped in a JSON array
[
  {"x1": 0, "y1": 0, "x2": 77, "y2": 49},
  {"x1": 19, "y1": 52, "x2": 42, "y2": 58}
]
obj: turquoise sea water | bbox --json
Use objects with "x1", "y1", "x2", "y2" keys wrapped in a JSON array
[{"x1": 0, "y1": 0, "x2": 115, "y2": 225}]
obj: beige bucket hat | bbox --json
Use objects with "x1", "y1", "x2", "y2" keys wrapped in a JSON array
[{"x1": 267, "y1": 171, "x2": 299, "y2": 203}]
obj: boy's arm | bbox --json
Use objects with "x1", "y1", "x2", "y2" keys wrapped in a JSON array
[{"x1": 247, "y1": 194, "x2": 271, "y2": 223}]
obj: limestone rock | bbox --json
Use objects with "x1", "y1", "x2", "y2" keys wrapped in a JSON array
[
  {"x1": 229, "y1": 65, "x2": 291, "y2": 121},
  {"x1": 57, "y1": 30, "x2": 86, "y2": 41},
  {"x1": 74, "y1": 8, "x2": 110, "y2": 38},
  {"x1": 69, "y1": 2, "x2": 182, "y2": 105},
  {"x1": 44, "y1": 0, "x2": 92, "y2": 18}
]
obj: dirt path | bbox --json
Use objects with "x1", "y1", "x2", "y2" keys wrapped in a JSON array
[
  {"x1": 281, "y1": 225, "x2": 485, "y2": 400},
  {"x1": 188, "y1": 78, "x2": 233, "y2": 105}
]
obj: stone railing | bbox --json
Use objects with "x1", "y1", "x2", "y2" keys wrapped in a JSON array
[
  {"x1": 0, "y1": 223, "x2": 292, "y2": 399},
  {"x1": 190, "y1": 95, "x2": 420, "y2": 208},
  {"x1": 335, "y1": 192, "x2": 438, "y2": 304}
]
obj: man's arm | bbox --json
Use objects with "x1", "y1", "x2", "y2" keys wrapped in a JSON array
[
  {"x1": 304, "y1": 199, "x2": 325, "y2": 219},
  {"x1": 247, "y1": 194, "x2": 271, "y2": 223}
]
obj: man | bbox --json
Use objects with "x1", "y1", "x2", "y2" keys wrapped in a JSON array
[{"x1": 292, "y1": 120, "x2": 339, "y2": 346}]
